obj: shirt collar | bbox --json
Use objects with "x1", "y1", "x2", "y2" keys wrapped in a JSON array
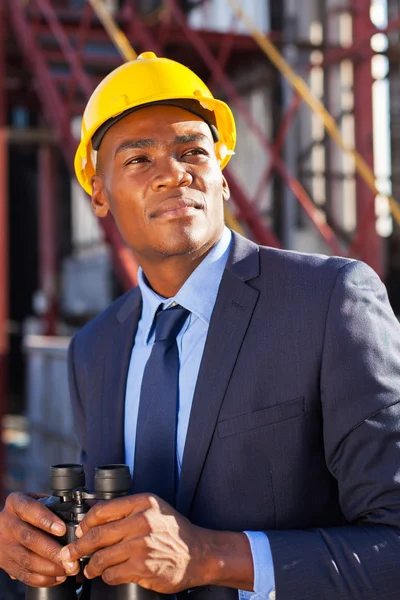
[{"x1": 138, "y1": 227, "x2": 232, "y2": 344}]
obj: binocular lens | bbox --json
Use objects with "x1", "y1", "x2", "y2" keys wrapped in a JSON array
[
  {"x1": 94, "y1": 464, "x2": 131, "y2": 497},
  {"x1": 50, "y1": 464, "x2": 85, "y2": 495}
]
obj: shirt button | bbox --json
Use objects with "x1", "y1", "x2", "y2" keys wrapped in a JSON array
[{"x1": 269, "y1": 592, "x2": 276, "y2": 600}]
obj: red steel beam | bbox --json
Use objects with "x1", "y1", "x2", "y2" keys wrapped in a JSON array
[
  {"x1": 349, "y1": 0, "x2": 383, "y2": 275},
  {"x1": 0, "y1": 0, "x2": 7, "y2": 502},
  {"x1": 154, "y1": 8, "x2": 173, "y2": 53},
  {"x1": 321, "y1": 16, "x2": 400, "y2": 68},
  {"x1": 207, "y1": 18, "x2": 237, "y2": 90},
  {"x1": 225, "y1": 168, "x2": 282, "y2": 248},
  {"x1": 253, "y1": 93, "x2": 303, "y2": 207},
  {"x1": 27, "y1": 4, "x2": 400, "y2": 62},
  {"x1": 28, "y1": 9, "x2": 264, "y2": 50},
  {"x1": 9, "y1": 2, "x2": 72, "y2": 146},
  {"x1": 34, "y1": 0, "x2": 94, "y2": 98},
  {"x1": 151, "y1": 23, "x2": 263, "y2": 51},
  {"x1": 38, "y1": 48, "x2": 120, "y2": 68},
  {"x1": 64, "y1": 1, "x2": 94, "y2": 112},
  {"x1": 125, "y1": 1, "x2": 161, "y2": 55}
]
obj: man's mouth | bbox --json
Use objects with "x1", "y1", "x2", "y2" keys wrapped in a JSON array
[{"x1": 151, "y1": 197, "x2": 203, "y2": 220}]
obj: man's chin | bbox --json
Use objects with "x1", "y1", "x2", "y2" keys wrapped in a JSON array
[
  {"x1": 151, "y1": 240, "x2": 203, "y2": 258},
  {"x1": 150, "y1": 227, "x2": 215, "y2": 258}
]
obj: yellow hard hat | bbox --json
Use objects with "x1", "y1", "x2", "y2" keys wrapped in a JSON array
[{"x1": 74, "y1": 52, "x2": 236, "y2": 194}]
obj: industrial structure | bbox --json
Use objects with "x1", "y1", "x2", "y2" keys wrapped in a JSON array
[{"x1": 0, "y1": 0, "x2": 398, "y2": 500}]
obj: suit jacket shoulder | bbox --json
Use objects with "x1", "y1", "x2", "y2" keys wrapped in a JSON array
[
  {"x1": 257, "y1": 243, "x2": 356, "y2": 288},
  {"x1": 72, "y1": 285, "x2": 141, "y2": 350}
]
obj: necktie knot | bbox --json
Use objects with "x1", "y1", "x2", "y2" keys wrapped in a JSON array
[{"x1": 155, "y1": 305, "x2": 189, "y2": 342}]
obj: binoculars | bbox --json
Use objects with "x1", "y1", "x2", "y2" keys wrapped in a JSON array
[{"x1": 25, "y1": 463, "x2": 162, "y2": 600}]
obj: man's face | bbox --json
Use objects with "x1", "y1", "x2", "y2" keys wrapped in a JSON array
[{"x1": 91, "y1": 105, "x2": 230, "y2": 263}]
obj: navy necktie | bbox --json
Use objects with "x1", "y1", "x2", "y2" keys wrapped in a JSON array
[{"x1": 132, "y1": 305, "x2": 190, "y2": 506}]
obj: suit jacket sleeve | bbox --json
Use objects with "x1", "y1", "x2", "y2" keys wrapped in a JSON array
[{"x1": 267, "y1": 260, "x2": 400, "y2": 599}]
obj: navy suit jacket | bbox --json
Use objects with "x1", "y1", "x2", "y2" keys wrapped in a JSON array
[{"x1": 68, "y1": 231, "x2": 400, "y2": 599}]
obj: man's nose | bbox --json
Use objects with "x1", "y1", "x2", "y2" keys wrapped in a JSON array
[{"x1": 151, "y1": 158, "x2": 193, "y2": 191}]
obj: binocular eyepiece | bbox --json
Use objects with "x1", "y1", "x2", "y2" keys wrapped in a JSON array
[
  {"x1": 25, "y1": 464, "x2": 160, "y2": 600},
  {"x1": 49, "y1": 463, "x2": 131, "y2": 499}
]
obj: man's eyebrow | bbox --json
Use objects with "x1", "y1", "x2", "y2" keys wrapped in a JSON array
[
  {"x1": 114, "y1": 133, "x2": 210, "y2": 157},
  {"x1": 114, "y1": 139, "x2": 156, "y2": 156},
  {"x1": 173, "y1": 133, "x2": 210, "y2": 145}
]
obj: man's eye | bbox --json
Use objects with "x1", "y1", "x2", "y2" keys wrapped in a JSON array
[
  {"x1": 183, "y1": 148, "x2": 207, "y2": 157},
  {"x1": 126, "y1": 156, "x2": 149, "y2": 165}
]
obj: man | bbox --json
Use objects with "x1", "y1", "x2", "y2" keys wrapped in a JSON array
[{"x1": 1, "y1": 52, "x2": 400, "y2": 599}]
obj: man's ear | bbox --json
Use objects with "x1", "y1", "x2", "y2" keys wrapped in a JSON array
[
  {"x1": 91, "y1": 175, "x2": 110, "y2": 218},
  {"x1": 222, "y1": 174, "x2": 230, "y2": 202}
]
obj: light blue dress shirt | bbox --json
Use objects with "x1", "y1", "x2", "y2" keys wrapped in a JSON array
[{"x1": 124, "y1": 227, "x2": 275, "y2": 599}]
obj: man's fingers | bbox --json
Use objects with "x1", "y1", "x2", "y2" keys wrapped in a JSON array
[
  {"x1": 60, "y1": 519, "x2": 127, "y2": 562},
  {"x1": 101, "y1": 560, "x2": 134, "y2": 587},
  {"x1": 7, "y1": 492, "x2": 66, "y2": 536},
  {"x1": 13, "y1": 518, "x2": 65, "y2": 566},
  {"x1": 8, "y1": 546, "x2": 66, "y2": 578},
  {"x1": 5, "y1": 559, "x2": 68, "y2": 588},
  {"x1": 84, "y1": 541, "x2": 135, "y2": 579},
  {"x1": 76, "y1": 495, "x2": 153, "y2": 537}
]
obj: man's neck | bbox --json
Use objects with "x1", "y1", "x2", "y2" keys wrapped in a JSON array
[{"x1": 138, "y1": 242, "x2": 217, "y2": 298}]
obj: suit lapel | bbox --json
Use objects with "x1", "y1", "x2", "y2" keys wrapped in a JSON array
[
  {"x1": 176, "y1": 233, "x2": 260, "y2": 515},
  {"x1": 97, "y1": 288, "x2": 142, "y2": 472}
]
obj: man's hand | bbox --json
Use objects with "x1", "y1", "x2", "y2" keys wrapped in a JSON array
[
  {"x1": 59, "y1": 494, "x2": 254, "y2": 592},
  {"x1": 0, "y1": 492, "x2": 80, "y2": 587}
]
